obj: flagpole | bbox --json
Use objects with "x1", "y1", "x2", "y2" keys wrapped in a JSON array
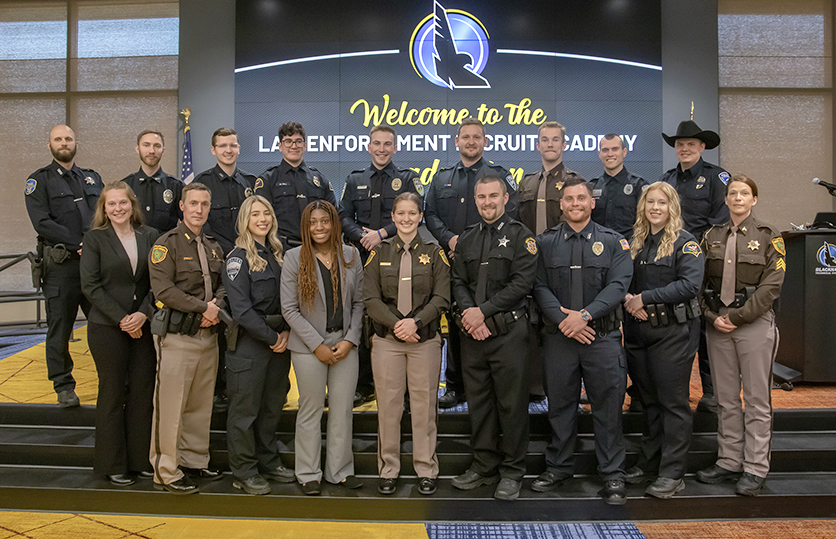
[{"x1": 180, "y1": 107, "x2": 194, "y2": 184}]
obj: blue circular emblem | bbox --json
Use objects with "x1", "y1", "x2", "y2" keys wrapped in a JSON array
[
  {"x1": 817, "y1": 243, "x2": 836, "y2": 267},
  {"x1": 409, "y1": 6, "x2": 490, "y2": 89}
]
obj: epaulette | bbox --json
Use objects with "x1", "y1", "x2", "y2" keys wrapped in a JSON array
[
  {"x1": 238, "y1": 169, "x2": 258, "y2": 180},
  {"x1": 192, "y1": 169, "x2": 214, "y2": 181},
  {"x1": 349, "y1": 169, "x2": 365, "y2": 175}
]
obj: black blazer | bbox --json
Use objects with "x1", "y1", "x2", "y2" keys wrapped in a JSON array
[{"x1": 80, "y1": 224, "x2": 159, "y2": 326}]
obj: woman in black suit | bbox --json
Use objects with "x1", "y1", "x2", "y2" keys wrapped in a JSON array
[{"x1": 80, "y1": 181, "x2": 159, "y2": 486}]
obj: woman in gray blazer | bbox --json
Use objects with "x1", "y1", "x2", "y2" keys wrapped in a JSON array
[
  {"x1": 80, "y1": 181, "x2": 158, "y2": 486},
  {"x1": 281, "y1": 200, "x2": 364, "y2": 495}
]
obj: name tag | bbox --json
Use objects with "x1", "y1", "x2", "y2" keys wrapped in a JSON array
[
  {"x1": 593, "y1": 189, "x2": 602, "y2": 197},
  {"x1": 358, "y1": 185, "x2": 368, "y2": 189},
  {"x1": 183, "y1": 257, "x2": 193, "y2": 260},
  {"x1": 380, "y1": 262, "x2": 391, "y2": 266}
]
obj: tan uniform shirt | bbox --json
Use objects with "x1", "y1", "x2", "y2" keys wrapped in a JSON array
[{"x1": 518, "y1": 162, "x2": 583, "y2": 234}]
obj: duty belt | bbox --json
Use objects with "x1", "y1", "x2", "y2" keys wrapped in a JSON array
[
  {"x1": 543, "y1": 305, "x2": 623, "y2": 337},
  {"x1": 453, "y1": 308, "x2": 526, "y2": 337},
  {"x1": 645, "y1": 297, "x2": 701, "y2": 327},
  {"x1": 703, "y1": 287, "x2": 755, "y2": 312}
]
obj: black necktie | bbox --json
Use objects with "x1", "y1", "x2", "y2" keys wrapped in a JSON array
[
  {"x1": 475, "y1": 225, "x2": 493, "y2": 304},
  {"x1": 370, "y1": 170, "x2": 383, "y2": 230},
  {"x1": 69, "y1": 168, "x2": 93, "y2": 230},
  {"x1": 570, "y1": 233, "x2": 584, "y2": 310}
]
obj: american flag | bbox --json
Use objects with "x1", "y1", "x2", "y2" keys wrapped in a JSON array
[{"x1": 181, "y1": 121, "x2": 194, "y2": 184}]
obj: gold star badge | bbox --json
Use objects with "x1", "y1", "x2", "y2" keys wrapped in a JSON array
[
  {"x1": 419, "y1": 253, "x2": 430, "y2": 265},
  {"x1": 748, "y1": 240, "x2": 760, "y2": 251}
]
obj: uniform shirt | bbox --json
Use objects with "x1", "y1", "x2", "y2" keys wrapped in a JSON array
[
  {"x1": 589, "y1": 167, "x2": 648, "y2": 240},
  {"x1": 121, "y1": 167, "x2": 183, "y2": 233},
  {"x1": 629, "y1": 229, "x2": 704, "y2": 305},
  {"x1": 255, "y1": 159, "x2": 337, "y2": 247},
  {"x1": 700, "y1": 213, "x2": 785, "y2": 327},
  {"x1": 340, "y1": 161, "x2": 423, "y2": 243},
  {"x1": 534, "y1": 220, "x2": 633, "y2": 325},
  {"x1": 660, "y1": 158, "x2": 731, "y2": 242},
  {"x1": 451, "y1": 212, "x2": 537, "y2": 318},
  {"x1": 363, "y1": 234, "x2": 451, "y2": 331},
  {"x1": 223, "y1": 243, "x2": 283, "y2": 346},
  {"x1": 24, "y1": 160, "x2": 103, "y2": 250},
  {"x1": 518, "y1": 162, "x2": 583, "y2": 234},
  {"x1": 149, "y1": 221, "x2": 227, "y2": 314},
  {"x1": 425, "y1": 157, "x2": 518, "y2": 248},
  {"x1": 192, "y1": 164, "x2": 257, "y2": 256}
]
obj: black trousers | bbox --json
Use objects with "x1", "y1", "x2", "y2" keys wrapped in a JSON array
[
  {"x1": 461, "y1": 318, "x2": 530, "y2": 481},
  {"x1": 698, "y1": 320, "x2": 713, "y2": 395},
  {"x1": 444, "y1": 318, "x2": 464, "y2": 393},
  {"x1": 42, "y1": 257, "x2": 90, "y2": 393},
  {"x1": 87, "y1": 321, "x2": 156, "y2": 475},
  {"x1": 355, "y1": 323, "x2": 374, "y2": 394},
  {"x1": 542, "y1": 330, "x2": 626, "y2": 481},
  {"x1": 225, "y1": 331, "x2": 291, "y2": 480},
  {"x1": 624, "y1": 317, "x2": 698, "y2": 479}
]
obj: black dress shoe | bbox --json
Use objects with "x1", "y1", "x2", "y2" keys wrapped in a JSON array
[
  {"x1": 262, "y1": 465, "x2": 295, "y2": 483},
  {"x1": 135, "y1": 471, "x2": 154, "y2": 479},
  {"x1": 451, "y1": 469, "x2": 500, "y2": 490},
  {"x1": 154, "y1": 476, "x2": 198, "y2": 494},
  {"x1": 417, "y1": 477, "x2": 437, "y2": 495},
  {"x1": 378, "y1": 478, "x2": 397, "y2": 495},
  {"x1": 624, "y1": 466, "x2": 654, "y2": 485},
  {"x1": 601, "y1": 480, "x2": 627, "y2": 505},
  {"x1": 735, "y1": 472, "x2": 766, "y2": 496},
  {"x1": 697, "y1": 393, "x2": 718, "y2": 413},
  {"x1": 353, "y1": 388, "x2": 375, "y2": 408},
  {"x1": 299, "y1": 480, "x2": 321, "y2": 495},
  {"x1": 213, "y1": 393, "x2": 229, "y2": 412},
  {"x1": 438, "y1": 389, "x2": 464, "y2": 409},
  {"x1": 696, "y1": 464, "x2": 742, "y2": 484},
  {"x1": 494, "y1": 478, "x2": 521, "y2": 501},
  {"x1": 530, "y1": 471, "x2": 570, "y2": 492},
  {"x1": 338, "y1": 475, "x2": 363, "y2": 489},
  {"x1": 233, "y1": 474, "x2": 271, "y2": 495},
  {"x1": 181, "y1": 467, "x2": 223, "y2": 481},
  {"x1": 646, "y1": 477, "x2": 685, "y2": 499},
  {"x1": 107, "y1": 473, "x2": 135, "y2": 486},
  {"x1": 57, "y1": 389, "x2": 80, "y2": 408}
]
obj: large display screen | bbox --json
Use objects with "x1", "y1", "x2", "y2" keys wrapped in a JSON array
[{"x1": 235, "y1": 0, "x2": 662, "y2": 194}]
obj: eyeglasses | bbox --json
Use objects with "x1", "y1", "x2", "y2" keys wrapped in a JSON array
[{"x1": 282, "y1": 138, "x2": 305, "y2": 148}]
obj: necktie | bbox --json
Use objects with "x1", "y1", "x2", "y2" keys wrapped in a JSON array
[
  {"x1": 196, "y1": 235, "x2": 213, "y2": 302},
  {"x1": 475, "y1": 225, "x2": 492, "y2": 304},
  {"x1": 536, "y1": 171, "x2": 548, "y2": 235},
  {"x1": 397, "y1": 242, "x2": 412, "y2": 315},
  {"x1": 570, "y1": 233, "x2": 584, "y2": 310},
  {"x1": 69, "y1": 169, "x2": 93, "y2": 229},
  {"x1": 370, "y1": 170, "x2": 383, "y2": 230},
  {"x1": 720, "y1": 225, "x2": 738, "y2": 306}
]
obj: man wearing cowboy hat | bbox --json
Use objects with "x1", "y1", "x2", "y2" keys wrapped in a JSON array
[{"x1": 659, "y1": 119, "x2": 731, "y2": 414}]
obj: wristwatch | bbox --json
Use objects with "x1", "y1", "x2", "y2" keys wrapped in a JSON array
[{"x1": 580, "y1": 309, "x2": 592, "y2": 322}]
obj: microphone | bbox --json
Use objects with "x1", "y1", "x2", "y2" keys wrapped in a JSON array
[{"x1": 813, "y1": 177, "x2": 836, "y2": 190}]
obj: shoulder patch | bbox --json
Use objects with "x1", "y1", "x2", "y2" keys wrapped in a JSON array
[
  {"x1": 24, "y1": 178, "x2": 37, "y2": 195},
  {"x1": 620, "y1": 239, "x2": 630, "y2": 251},
  {"x1": 150, "y1": 245, "x2": 168, "y2": 264},
  {"x1": 525, "y1": 237, "x2": 537, "y2": 255},
  {"x1": 505, "y1": 174, "x2": 517, "y2": 192},
  {"x1": 682, "y1": 240, "x2": 702, "y2": 257},
  {"x1": 439, "y1": 249, "x2": 450, "y2": 267},
  {"x1": 718, "y1": 172, "x2": 730, "y2": 185},
  {"x1": 226, "y1": 256, "x2": 243, "y2": 281},
  {"x1": 254, "y1": 177, "x2": 264, "y2": 190},
  {"x1": 412, "y1": 176, "x2": 425, "y2": 196},
  {"x1": 364, "y1": 249, "x2": 377, "y2": 267},
  {"x1": 771, "y1": 237, "x2": 786, "y2": 256}
]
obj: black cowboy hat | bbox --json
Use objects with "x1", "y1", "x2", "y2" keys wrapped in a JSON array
[{"x1": 662, "y1": 120, "x2": 721, "y2": 150}]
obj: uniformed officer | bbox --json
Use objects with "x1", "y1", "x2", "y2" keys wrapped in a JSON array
[
  {"x1": 449, "y1": 176, "x2": 537, "y2": 501},
  {"x1": 622, "y1": 182, "x2": 704, "y2": 499},
  {"x1": 518, "y1": 121, "x2": 582, "y2": 236},
  {"x1": 255, "y1": 122, "x2": 338, "y2": 251},
  {"x1": 121, "y1": 130, "x2": 183, "y2": 233},
  {"x1": 148, "y1": 182, "x2": 227, "y2": 494},
  {"x1": 222, "y1": 195, "x2": 294, "y2": 495},
  {"x1": 424, "y1": 117, "x2": 517, "y2": 409},
  {"x1": 696, "y1": 174, "x2": 785, "y2": 497},
  {"x1": 590, "y1": 133, "x2": 649, "y2": 241},
  {"x1": 363, "y1": 192, "x2": 450, "y2": 496},
  {"x1": 660, "y1": 119, "x2": 731, "y2": 413},
  {"x1": 340, "y1": 125, "x2": 423, "y2": 407},
  {"x1": 532, "y1": 177, "x2": 633, "y2": 505},
  {"x1": 24, "y1": 124, "x2": 103, "y2": 407}
]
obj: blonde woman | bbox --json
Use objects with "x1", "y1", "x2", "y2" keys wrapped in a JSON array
[
  {"x1": 222, "y1": 195, "x2": 294, "y2": 495},
  {"x1": 622, "y1": 182, "x2": 704, "y2": 498}
]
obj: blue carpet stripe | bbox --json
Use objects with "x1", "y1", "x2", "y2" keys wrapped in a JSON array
[{"x1": 426, "y1": 523, "x2": 646, "y2": 539}]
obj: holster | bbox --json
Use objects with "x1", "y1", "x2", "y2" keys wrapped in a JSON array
[
  {"x1": 29, "y1": 247, "x2": 43, "y2": 291},
  {"x1": 150, "y1": 306, "x2": 171, "y2": 337}
]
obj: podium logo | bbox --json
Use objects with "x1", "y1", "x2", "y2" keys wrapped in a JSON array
[
  {"x1": 410, "y1": 1, "x2": 490, "y2": 89},
  {"x1": 815, "y1": 241, "x2": 836, "y2": 275}
]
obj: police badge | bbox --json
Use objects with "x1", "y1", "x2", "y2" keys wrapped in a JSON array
[
  {"x1": 392, "y1": 178, "x2": 402, "y2": 191},
  {"x1": 592, "y1": 241, "x2": 604, "y2": 256},
  {"x1": 163, "y1": 189, "x2": 174, "y2": 204},
  {"x1": 623, "y1": 184, "x2": 633, "y2": 195},
  {"x1": 696, "y1": 176, "x2": 706, "y2": 189},
  {"x1": 244, "y1": 187, "x2": 253, "y2": 197},
  {"x1": 85, "y1": 176, "x2": 95, "y2": 185},
  {"x1": 312, "y1": 176, "x2": 321, "y2": 187}
]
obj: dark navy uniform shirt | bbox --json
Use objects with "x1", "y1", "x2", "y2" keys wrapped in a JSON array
[
  {"x1": 589, "y1": 167, "x2": 648, "y2": 240},
  {"x1": 24, "y1": 160, "x2": 103, "y2": 250},
  {"x1": 339, "y1": 161, "x2": 423, "y2": 244},
  {"x1": 425, "y1": 157, "x2": 518, "y2": 249},
  {"x1": 629, "y1": 229, "x2": 704, "y2": 305},
  {"x1": 660, "y1": 158, "x2": 730, "y2": 242},
  {"x1": 451, "y1": 212, "x2": 537, "y2": 318},
  {"x1": 223, "y1": 242, "x2": 284, "y2": 346},
  {"x1": 192, "y1": 164, "x2": 257, "y2": 256},
  {"x1": 255, "y1": 159, "x2": 338, "y2": 248},
  {"x1": 534, "y1": 220, "x2": 633, "y2": 325},
  {"x1": 121, "y1": 167, "x2": 183, "y2": 233}
]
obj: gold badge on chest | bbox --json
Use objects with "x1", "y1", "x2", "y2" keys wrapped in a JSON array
[{"x1": 392, "y1": 178, "x2": 402, "y2": 191}]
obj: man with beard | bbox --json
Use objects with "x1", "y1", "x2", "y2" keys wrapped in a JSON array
[
  {"x1": 121, "y1": 130, "x2": 183, "y2": 233},
  {"x1": 25, "y1": 124, "x2": 103, "y2": 407}
]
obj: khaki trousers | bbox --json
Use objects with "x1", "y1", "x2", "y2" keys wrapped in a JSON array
[
  {"x1": 707, "y1": 309, "x2": 779, "y2": 478},
  {"x1": 372, "y1": 333, "x2": 442, "y2": 479},
  {"x1": 150, "y1": 329, "x2": 219, "y2": 485}
]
